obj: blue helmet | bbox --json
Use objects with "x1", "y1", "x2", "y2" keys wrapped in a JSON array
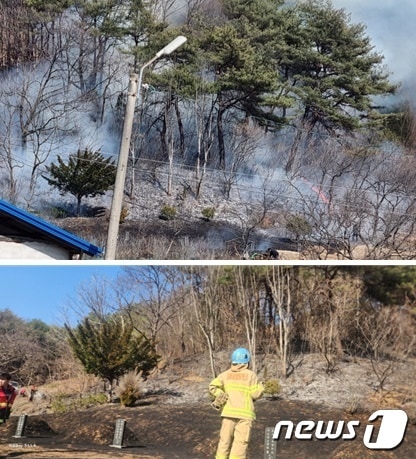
[{"x1": 231, "y1": 348, "x2": 250, "y2": 364}]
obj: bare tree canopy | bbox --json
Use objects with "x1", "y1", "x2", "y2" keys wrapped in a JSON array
[{"x1": 1, "y1": 265, "x2": 415, "y2": 393}]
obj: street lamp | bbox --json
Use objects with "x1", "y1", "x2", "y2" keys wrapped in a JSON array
[{"x1": 105, "y1": 36, "x2": 187, "y2": 260}]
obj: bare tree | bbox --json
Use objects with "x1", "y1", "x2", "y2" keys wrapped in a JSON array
[
  {"x1": 151, "y1": 0, "x2": 179, "y2": 22},
  {"x1": 228, "y1": 173, "x2": 282, "y2": 256},
  {"x1": 63, "y1": 275, "x2": 120, "y2": 325},
  {"x1": 355, "y1": 302, "x2": 416, "y2": 391},
  {"x1": 0, "y1": 1, "x2": 44, "y2": 70},
  {"x1": 188, "y1": 266, "x2": 229, "y2": 377},
  {"x1": 296, "y1": 267, "x2": 350, "y2": 373},
  {"x1": 117, "y1": 266, "x2": 183, "y2": 350},
  {"x1": 0, "y1": 102, "x2": 22, "y2": 202},
  {"x1": 265, "y1": 266, "x2": 293, "y2": 378},
  {"x1": 232, "y1": 268, "x2": 262, "y2": 373},
  {"x1": 221, "y1": 123, "x2": 262, "y2": 199},
  {"x1": 0, "y1": 309, "x2": 69, "y2": 385},
  {"x1": 0, "y1": 59, "x2": 79, "y2": 203},
  {"x1": 281, "y1": 139, "x2": 416, "y2": 260},
  {"x1": 194, "y1": 93, "x2": 216, "y2": 199}
]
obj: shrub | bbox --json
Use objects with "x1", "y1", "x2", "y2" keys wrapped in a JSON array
[
  {"x1": 117, "y1": 371, "x2": 142, "y2": 407},
  {"x1": 120, "y1": 205, "x2": 129, "y2": 223},
  {"x1": 78, "y1": 393, "x2": 108, "y2": 408},
  {"x1": 344, "y1": 393, "x2": 363, "y2": 415},
  {"x1": 201, "y1": 207, "x2": 215, "y2": 221},
  {"x1": 159, "y1": 205, "x2": 177, "y2": 221},
  {"x1": 263, "y1": 378, "x2": 281, "y2": 400},
  {"x1": 285, "y1": 214, "x2": 312, "y2": 240},
  {"x1": 48, "y1": 206, "x2": 70, "y2": 218},
  {"x1": 50, "y1": 394, "x2": 69, "y2": 413},
  {"x1": 50, "y1": 392, "x2": 108, "y2": 413}
]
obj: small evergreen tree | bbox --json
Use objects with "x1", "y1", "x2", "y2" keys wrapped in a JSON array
[
  {"x1": 65, "y1": 315, "x2": 159, "y2": 399},
  {"x1": 43, "y1": 148, "x2": 116, "y2": 216}
]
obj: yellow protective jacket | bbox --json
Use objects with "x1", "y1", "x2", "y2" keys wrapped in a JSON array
[{"x1": 209, "y1": 363, "x2": 264, "y2": 420}]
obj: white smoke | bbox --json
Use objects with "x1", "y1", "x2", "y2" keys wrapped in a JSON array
[{"x1": 332, "y1": 0, "x2": 416, "y2": 88}]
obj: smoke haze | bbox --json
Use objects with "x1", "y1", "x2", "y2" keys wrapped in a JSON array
[{"x1": 332, "y1": 0, "x2": 416, "y2": 90}]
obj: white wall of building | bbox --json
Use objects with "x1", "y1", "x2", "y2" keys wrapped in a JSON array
[{"x1": 0, "y1": 240, "x2": 72, "y2": 259}]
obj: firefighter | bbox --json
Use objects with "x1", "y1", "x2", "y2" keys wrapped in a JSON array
[
  {"x1": 209, "y1": 348, "x2": 264, "y2": 459},
  {"x1": 0, "y1": 372, "x2": 17, "y2": 424}
]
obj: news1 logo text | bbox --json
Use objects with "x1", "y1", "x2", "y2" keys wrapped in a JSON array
[{"x1": 272, "y1": 409, "x2": 408, "y2": 450}]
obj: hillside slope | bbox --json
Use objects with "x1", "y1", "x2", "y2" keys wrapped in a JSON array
[{"x1": 1, "y1": 354, "x2": 415, "y2": 458}]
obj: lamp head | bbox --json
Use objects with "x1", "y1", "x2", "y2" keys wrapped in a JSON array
[{"x1": 155, "y1": 35, "x2": 187, "y2": 57}]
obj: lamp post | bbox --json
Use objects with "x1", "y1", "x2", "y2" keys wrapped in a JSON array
[{"x1": 105, "y1": 36, "x2": 187, "y2": 260}]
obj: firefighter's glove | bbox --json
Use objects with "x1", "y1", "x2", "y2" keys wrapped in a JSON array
[{"x1": 211, "y1": 391, "x2": 228, "y2": 411}]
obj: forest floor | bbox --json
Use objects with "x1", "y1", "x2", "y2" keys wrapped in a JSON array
[
  {"x1": 59, "y1": 216, "x2": 368, "y2": 261},
  {"x1": 0, "y1": 353, "x2": 415, "y2": 458},
  {"x1": 47, "y1": 163, "x2": 373, "y2": 260}
]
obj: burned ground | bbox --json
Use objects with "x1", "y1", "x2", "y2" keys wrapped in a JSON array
[
  {"x1": 0, "y1": 397, "x2": 415, "y2": 459},
  {"x1": 0, "y1": 354, "x2": 415, "y2": 458}
]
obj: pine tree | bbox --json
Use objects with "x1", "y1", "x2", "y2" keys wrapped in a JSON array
[
  {"x1": 283, "y1": 0, "x2": 397, "y2": 172},
  {"x1": 43, "y1": 148, "x2": 116, "y2": 216},
  {"x1": 195, "y1": 0, "x2": 286, "y2": 168},
  {"x1": 65, "y1": 315, "x2": 159, "y2": 398}
]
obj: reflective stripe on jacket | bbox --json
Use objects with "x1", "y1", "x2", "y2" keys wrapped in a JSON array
[{"x1": 209, "y1": 364, "x2": 263, "y2": 420}]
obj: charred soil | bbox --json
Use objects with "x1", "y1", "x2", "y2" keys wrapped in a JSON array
[
  {"x1": 1, "y1": 354, "x2": 415, "y2": 458},
  {"x1": 0, "y1": 399, "x2": 415, "y2": 459}
]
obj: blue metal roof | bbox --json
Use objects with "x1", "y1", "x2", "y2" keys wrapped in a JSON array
[{"x1": 0, "y1": 199, "x2": 103, "y2": 257}]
